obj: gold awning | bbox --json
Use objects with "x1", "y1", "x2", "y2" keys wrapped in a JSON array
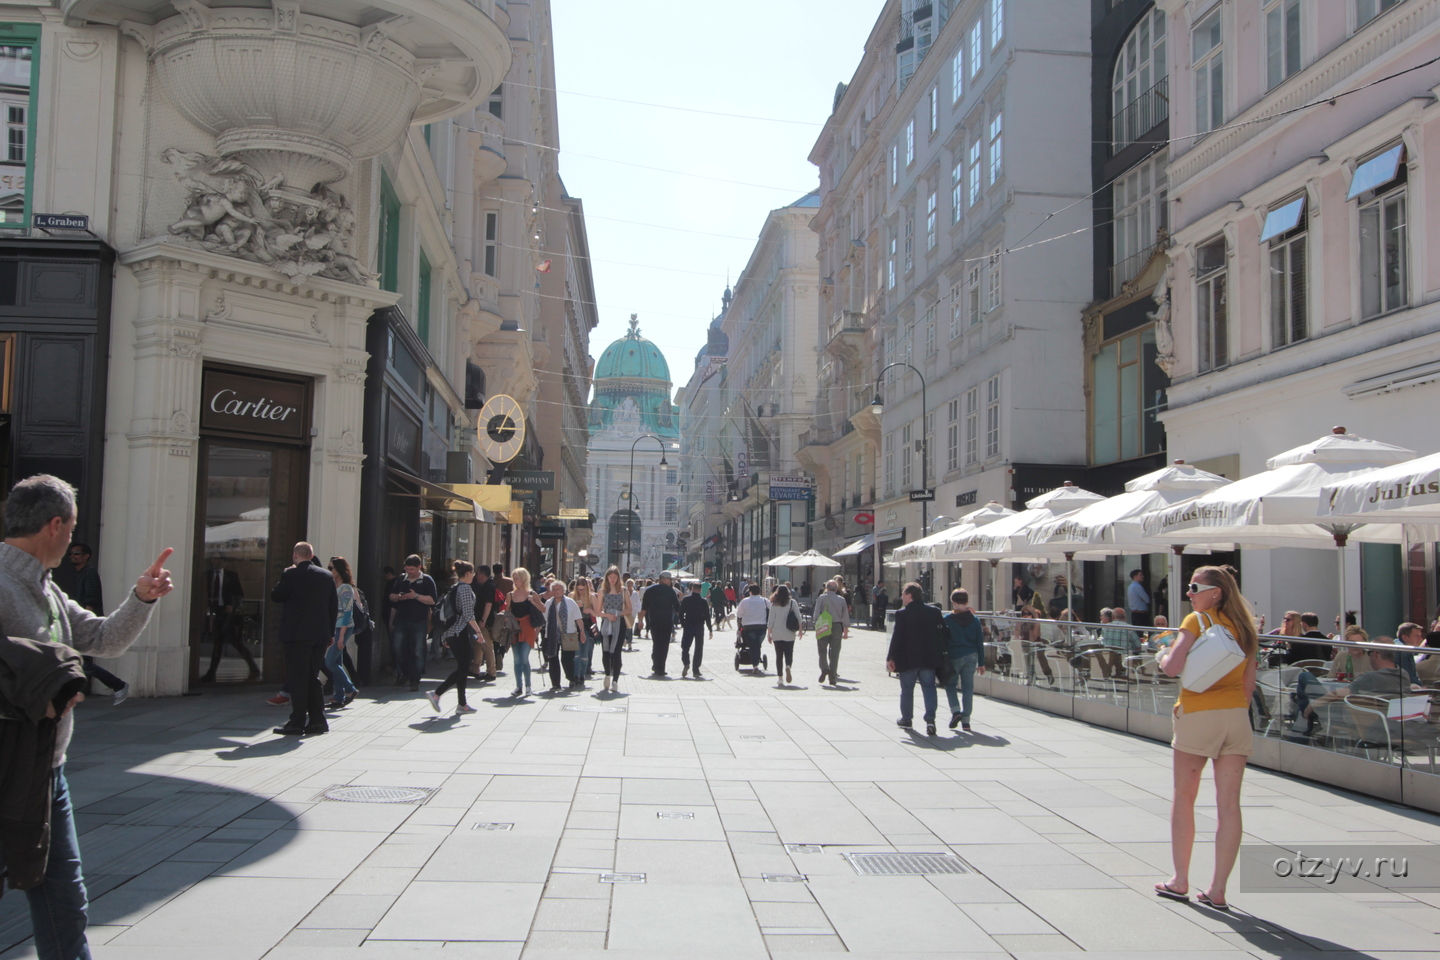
[
  {"x1": 442, "y1": 482, "x2": 514, "y2": 512},
  {"x1": 386, "y1": 467, "x2": 496, "y2": 522}
]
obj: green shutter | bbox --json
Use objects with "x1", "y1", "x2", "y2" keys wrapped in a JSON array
[
  {"x1": 379, "y1": 171, "x2": 401, "y2": 293},
  {"x1": 417, "y1": 249, "x2": 431, "y2": 347}
]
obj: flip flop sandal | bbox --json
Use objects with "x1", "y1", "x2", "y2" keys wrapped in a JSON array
[
  {"x1": 1154, "y1": 882, "x2": 1189, "y2": 902},
  {"x1": 1197, "y1": 892, "x2": 1230, "y2": 912}
]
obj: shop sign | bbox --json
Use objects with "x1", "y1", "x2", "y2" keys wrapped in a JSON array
[
  {"x1": 955, "y1": 490, "x2": 977, "y2": 508},
  {"x1": 33, "y1": 213, "x2": 89, "y2": 231},
  {"x1": 386, "y1": 397, "x2": 422, "y2": 471},
  {"x1": 768, "y1": 476, "x2": 814, "y2": 501},
  {"x1": 506, "y1": 470, "x2": 554, "y2": 491},
  {"x1": 201, "y1": 368, "x2": 308, "y2": 441},
  {"x1": 537, "y1": 523, "x2": 566, "y2": 539}
]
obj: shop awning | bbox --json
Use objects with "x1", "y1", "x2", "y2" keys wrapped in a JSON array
[
  {"x1": 386, "y1": 467, "x2": 496, "y2": 522},
  {"x1": 1347, "y1": 143, "x2": 1403, "y2": 199},
  {"x1": 833, "y1": 534, "x2": 875, "y2": 557}
]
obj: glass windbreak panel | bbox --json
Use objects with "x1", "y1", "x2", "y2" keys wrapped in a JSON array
[{"x1": 201, "y1": 445, "x2": 271, "y2": 682}]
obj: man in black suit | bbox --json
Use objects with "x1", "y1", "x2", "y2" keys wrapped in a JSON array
[
  {"x1": 886, "y1": 582, "x2": 945, "y2": 736},
  {"x1": 638, "y1": 570, "x2": 683, "y2": 676},
  {"x1": 271, "y1": 541, "x2": 338, "y2": 735},
  {"x1": 201, "y1": 556, "x2": 259, "y2": 682}
]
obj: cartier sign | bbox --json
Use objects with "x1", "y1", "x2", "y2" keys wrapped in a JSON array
[{"x1": 200, "y1": 368, "x2": 309, "y2": 441}]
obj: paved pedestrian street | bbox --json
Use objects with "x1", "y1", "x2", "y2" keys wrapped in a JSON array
[{"x1": 3, "y1": 626, "x2": 1439, "y2": 960}]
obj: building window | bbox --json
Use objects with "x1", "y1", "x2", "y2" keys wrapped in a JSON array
[
  {"x1": 1193, "y1": 8, "x2": 1224, "y2": 135},
  {"x1": 1357, "y1": 0, "x2": 1403, "y2": 28},
  {"x1": 923, "y1": 411, "x2": 934, "y2": 486},
  {"x1": 985, "y1": 375, "x2": 1000, "y2": 458},
  {"x1": 964, "y1": 387, "x2": 979, "y2": 465},
  {"x1": 417, "y1": 249, "x2": 432, "y2": 346},
  {"x1": 1092, "y1": 327, "x2": 1167, "y2": 464},
  {"x1": 901, "y1": 422, "x2": 913, "y2": 490},
  {"x1": 990, "y1": 0, "x2": 1004, "y2": 47},
  {"x1": 0, "y1": 38, "x2": 33, "y2": 227},
  {"x1": 923, "y1": 305, "x2": 937, "y2": 356},
  {"x1": 949, "y1": 281, "x2": 962, "y2": 339},
  {"x1": 968, "y1": 21, "x2": 982, "y2": 78},
  {"x1": 967, "y1": 139, "x2": 981, "y2": 206},
  {"x1": 1262, "y1": 195, "x2": 1307, "y2": 347},
  {"x1": 487, "y1": 84, "x2": 503, "y2": 118},
  {"x1": 1357, "y1": 156, "x2": 1408, "y2": 319},
  {"x1": 1111, "y1": 8, "x2": 1167, "y2": 148},
  {"x1": 929, "y1": 87, "x2": 938, "y2": 134},
  {"x1": 952, "y1": 51, "x2": 963, "y2": 102},
  {"x1": 664, "y1": 497, "x2": 678, "y2": 522},
  {"x1": 379, "y1": 171, "x2": 402, "y2": 293},
  {"x1": 1195, "y1": 236, "x2": 1228, "y2": 372},
  {"x1": 904, "y1": 214, "x2": 914, "y2": 274},
  {"x1": 855, "y1": 451, "x2": 865, "y2": 503},
  {"x1": 947, "y1": 398, "x2": 960, "y2": 472},
  {"x1": 926, "y1": 190, "x2": 938, "y2": 249},
  {"x1": 951, "y1": 161, "x2": 963, "y2": 223},
  {"x1": 483, "y1": 211, "x2": 498, "y2": 277},
  {"x1": 884, "y1": 433, "x2": 895, "y2": 498},
  {"x1": 666, "y1": 467, "x2": 678, "y2": 484},
  {"x1": 968, "y1": 265, "x2": 982, "y2": 325},
  {"x1": 906, "y1": 119, "x2": 915, "y2": 166},
  {"x1": 1112, "y1": 155, "x2": 1168, "y2": 295},
  {"x1": 988, "y1": 112, "x2": 1003, "y2": 184},
  {"x1": 985, "y1": 248, "x2": 1001, "y2": 312},
  {"x1": 1265, "y1": 0, "x2": 1301, "y2": 89},
  {"x1": 887, "y1": 231, "x2": 897, "y2": 289},
  {"x1": 5, "y1": 104, "x2": 21, "y2": 162},
  {"x1": 891, "y1": 144, "x2": 898, "y2": 186}
]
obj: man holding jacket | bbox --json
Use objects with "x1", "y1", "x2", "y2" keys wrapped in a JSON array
[
  {"x1": 271, "y1": 542, "x2": 338, "y2": 736},
  {"x1": 0, "y1": 474, "x2": 174, "y2": 960},
  {"x1": 885, "y1": 582, "x2": 945, "y2": 736},
  {"x1": 942, "y1": 589, "x2": 986, "y2": 732}
]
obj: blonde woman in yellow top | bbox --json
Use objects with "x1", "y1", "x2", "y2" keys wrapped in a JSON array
[{"x1": 1153, "y1": 565, "x2": 1258, "y2": 912}]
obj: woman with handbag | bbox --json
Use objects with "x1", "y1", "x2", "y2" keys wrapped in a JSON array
[
  {"x1": 1154, "y1": 565, "x2": 1258, "y2": 912},
  {"x1": 598, "y1": 566, "x2": 630, "y2": 692},
  {"x1": 507, "y1": 567, "x2": 542, "y2": 697},
  {"x1": 571, "y1": 577, "x2": 601, "y2": 689},
  {"x1": 766, "y1": 584, "x2": 804, "y2": 686},
  {"x1": 427, "y1": 560, "x2": 480, "y2": 714}
]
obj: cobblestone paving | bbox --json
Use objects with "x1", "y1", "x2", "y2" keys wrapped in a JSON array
[{"x1": 2, "y1": 626, "x2": 1438, "y2": 958}]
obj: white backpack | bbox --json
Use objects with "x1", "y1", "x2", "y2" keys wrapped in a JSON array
[{"x1": 1180, "y1": 612, "x2": 1247, "y2": 693}]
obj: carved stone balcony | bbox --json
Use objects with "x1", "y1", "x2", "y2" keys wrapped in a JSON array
[
  {"x1": 472, "y1": 112, "x2": 507, "y2": 184},
  {"x1": 824, "y1": 311, "x2": 867, "y2": 368}
]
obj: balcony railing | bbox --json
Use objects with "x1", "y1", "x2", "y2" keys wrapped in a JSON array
[{"x1": 1112, "y1": 77, "x2": 1169, "y2": 150}]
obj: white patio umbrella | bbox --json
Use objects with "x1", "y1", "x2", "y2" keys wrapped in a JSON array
[
  {"x1": 1141, "y1": 428, "x2": 1416, "y2": 618},
  {"x1": 944, "y1": 483, "x2": 1107, "y2": 616},
  {"x1": 784, "y1": 549, "x2": 842, "y2": 569},
  {"x1": 1318, "y1": 450, "x2": 1440, "y2": 523},
  {"x1": 762, "y1": 551, "x2": 800, "y2": 568},
  {"x1": 890, "y1": 501, "x2": 1017, "y2": 563},
  {"x1": 1027, "y1": 461, "x2": 1232, "y2": 623}
]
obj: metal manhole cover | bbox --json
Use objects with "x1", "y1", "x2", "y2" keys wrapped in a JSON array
[
  {"x1": 316, "y1": 785, "x2": 434, "y2": 805},
  {"x1": 657, "y1": 713, "x2": 681, "y2": 718},
  {"x1": 471, "y1": 822, "x2": 514, "y2": 831},
  {"x1": 562, "y1": 704, "x2": 626, "y2": 713},
  {"x1": 738, "y1": 735, "x2": 766, "y2": 740},
  {"x1": 785, "y1": 844, "x2": 823, "y2": 854},
  {"x1": 762, "y1": 873, "x2": 808, "y2": 883},
  {"x1": 599, "y1": 872, "x2": 645, "y2": 883},
  {"x1": 657, "y1": 811, "x2": 695, "y2": 820},
  {"x1": 843, "y1": 852, "x2": 971, "y2": 876}
]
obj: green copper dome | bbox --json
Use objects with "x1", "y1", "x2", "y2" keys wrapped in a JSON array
[{"x1": 594, "y1": 315, "x2": 672, "y2": 382}]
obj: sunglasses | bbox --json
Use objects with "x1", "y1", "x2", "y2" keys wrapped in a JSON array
[{"x1": 1186, "y1": 582, "x2": 1220, "y2": 595}]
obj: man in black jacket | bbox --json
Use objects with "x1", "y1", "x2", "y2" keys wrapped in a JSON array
[
  {"x1": 886, "y1": 582, "x2": 945, "y2": 736},
  {"x1": 638, "y1": 570, "x2": 682, "y2": 676},
  {"x1": 271, "y1": 542, "x2": 338, "y2": 735},
  {"x1": 678, "y1": 581, "x2": 712, "y2": 679}
]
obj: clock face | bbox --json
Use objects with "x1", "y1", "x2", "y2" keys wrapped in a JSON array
[{"x1": 477, "y1": 395, "x2": 525, "y2": 463}]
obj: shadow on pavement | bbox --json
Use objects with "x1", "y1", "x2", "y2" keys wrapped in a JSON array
[{"x1": 1190, "y1": 901, "x2": 1386, "y2": 958}]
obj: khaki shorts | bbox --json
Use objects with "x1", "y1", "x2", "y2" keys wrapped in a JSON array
[{"x1": 1171, "y1": 704, "x2": 1253, "y2": 759}]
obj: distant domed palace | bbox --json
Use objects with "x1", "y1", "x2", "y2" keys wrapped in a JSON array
[{"x1": 587, "y1": 316, "x2": 683, "y2": 574}]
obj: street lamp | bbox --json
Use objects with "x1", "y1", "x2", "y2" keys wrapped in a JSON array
[
  {"x1": 871, "y1": 361, "x2": 929, "y2": 592},
  {"x1": 627, "y1": 434, "x2": 671, "y2": 576}
]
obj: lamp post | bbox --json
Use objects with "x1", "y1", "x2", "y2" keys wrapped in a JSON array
[
  {"x1": 871, "y1": 361, "x2": 929, "y2": 595},
  {"x1": 627, "y1": 434, "x2": 673, "y2": 577}
]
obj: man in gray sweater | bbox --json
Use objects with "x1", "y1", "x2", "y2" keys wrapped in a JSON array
[
  {"x1": 813, "y1": 578, "x2": 851, "y2": 686},
  {"x1": 0, "y1": 475, "x2": 173, "y2": 960}
]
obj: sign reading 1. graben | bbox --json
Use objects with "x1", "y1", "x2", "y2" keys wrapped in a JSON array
[{"x1": 200, "y1": 367, "x2": 310, "y2": 442}]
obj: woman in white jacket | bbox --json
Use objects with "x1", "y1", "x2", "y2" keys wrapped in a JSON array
[
  {"x1": 543, "y1": 580, "x2": 585, "y2": 691},
  {"x1": 766, "y1": 584, "x2": 805, "y2": 686}
]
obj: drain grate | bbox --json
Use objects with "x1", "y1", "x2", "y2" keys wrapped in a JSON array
[
  {"x1": 562, "y1": 704, "x2": 626, "y2": 713},
  {"x1": 738, "y1": 735, "x2": 766, "y2": 740},
  {"x1": 843, "y1": 852, "x2": 971, "y2": 876},
  {"x1": 599, "y1": 872, "x2": 645, "y2": 883},
  {"x1": 785, "y1": 843, "x2": 823, "y2": 854},
  {"x1": 762, "y1": 873, "x2": 808, "y2": 883},
  {"x1": 316, "y1": 785, "x2": 435, "y2": 805},
  {"x1": 657, "y1": 811, "x2": 694, "y2": 820},
  {"x1": 657, "y1": 713, "x2": 681, "y2": 719},
  {"x1": 470, "y1": 822, "x2": 514, "y2": 831}
]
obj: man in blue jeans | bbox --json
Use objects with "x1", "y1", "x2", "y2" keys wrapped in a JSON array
[
  {"x1": 885, "y1": 582, "x2": 944, "y2": 736},
  {"x1": 942, "y1": 588, "x2": 986, "y2": 732},
  {"x1": 388, "y1": 554, "x2": 436, "y2": 692},
  {"x1": 0, "y1": 473, "x2": 175, "y2": 959}
]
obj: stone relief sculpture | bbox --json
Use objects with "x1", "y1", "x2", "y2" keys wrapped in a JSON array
[
  {"x1": 162, "y1": 148, "x2": 373, "y2": 285},
  {"x1": 1148, "y1": 260, "x2": 1177, "y2": 376}
]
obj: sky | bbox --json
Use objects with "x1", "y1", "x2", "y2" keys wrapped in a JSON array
[{"x1": 550, "y1": 0, "x2": 883, "y2": 393}]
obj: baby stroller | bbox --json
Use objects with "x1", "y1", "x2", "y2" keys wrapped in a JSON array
[{"x1": 733, "y1": 628, "x2": 769, "y2": 674}]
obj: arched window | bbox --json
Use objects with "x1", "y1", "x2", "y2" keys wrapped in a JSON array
[
  {"x1": 1112, "y1": 8, "x2": 1167, "y2": 148},
  {"x1": 664, "y1": 497, "x2": 678, "y2": 523}
]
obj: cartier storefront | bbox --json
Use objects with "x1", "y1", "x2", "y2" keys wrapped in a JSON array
[{"x1": 190, "y1": 366, "x2": 312, "y2": 684}]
